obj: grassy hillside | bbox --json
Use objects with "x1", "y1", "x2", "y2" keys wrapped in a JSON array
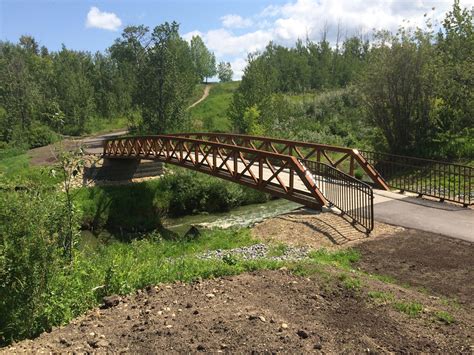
[{"x1": 188, "y1": 81, "x2": 239, "y2": 132}]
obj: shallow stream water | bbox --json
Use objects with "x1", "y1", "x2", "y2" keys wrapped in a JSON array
[
  {"x1": 162, "y1": 199, "x2": 302, "y2": 235},
  {"x1": 80, "y1": 199, "x2": 302, "y2": 247}
]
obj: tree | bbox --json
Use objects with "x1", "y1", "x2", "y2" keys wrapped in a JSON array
[
  {"x1": 217, "y1": 61, "x2": 233, "y2": 82},
  {"x1": 359, "y1": 29, "x2": 438, "y2": 156},
  {"x1": 190, "y1": 35, "x2": 216, "y2": 82},
  {"x1": 137, "y1": 22, "x2": 198, "y2": 133},
  {"x1": 228, "y1": 52, "x2": 278, "y2": 132}
]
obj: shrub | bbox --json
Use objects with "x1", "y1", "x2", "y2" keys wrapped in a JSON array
[
  {"x1": 0, "y1": 191, "x2": 74, "y2": 344},
  {"x1": 27, "y1": 122, "x2": 58, "y2": 149},
  {"x1": 75, "y1": 169, "x2": 270, "y2": 232}
]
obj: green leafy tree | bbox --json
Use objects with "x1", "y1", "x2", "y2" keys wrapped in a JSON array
[
  {"x1": 138, "y1": 22, "x2": 198, "y2": 133},
  {"x1": 217, "y1": 61, "x2": 233, "y2": 82},
  {"x1": 190, "y1": 35, "x2": 216, "y2": 82},
  {"x1": 228, "y1": 52, "x2": 278, "y2": 133},
  {"x1": 359, "y1": 29, "x2": 438, "y2": 156}
]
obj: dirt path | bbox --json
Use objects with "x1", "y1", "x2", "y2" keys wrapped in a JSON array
[
  {"x1": 28, "y1": 129, "x2": 127, "y2": 166},
  {"x1": 188, "y1": 85, "x2": 212, "y2": 109},
  {"x1": 4, "y1": 228, "x2": 473, "y2": 353}
]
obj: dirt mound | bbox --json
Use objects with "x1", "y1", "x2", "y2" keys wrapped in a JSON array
[
  {"x1": 5, "y1": 268, "x2": 472, "y2": 353},
  {"x1": 252, "y1": 210, "x2": 403, "y2": 249}
]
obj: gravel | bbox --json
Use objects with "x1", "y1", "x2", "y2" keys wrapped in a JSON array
[{"x1": 198, "y1": 243, "x2": 311, "y2": 261}]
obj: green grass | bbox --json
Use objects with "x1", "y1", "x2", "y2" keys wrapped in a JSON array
[
  {"x1": 369, "y1": 273, "x2": 397, "y2": 284},
  {"x1": 188, "y1": 83, "x2": 207, "y2": 106},
  {"x1": 267, "y1": 243, "x2": 289, "y2": 257},
  {"x1": 0, "y1": 149, "x2": 59, "y2": 189},
  {"x1": 84, "y1": 116, "x2": 128, "y2": 136},
  {"x1": 308, "y1": 248, "x2": 361, "y2": 269},
  {"x1": 368, "y1": 291, "x2": 395, "y2": 303},
  {"x1": 188, "y1": 81, "x2": 239, "y2": 132},
  {"x1": 434, "y1": 310, "x2": 455, "y2": 325},
  {"x1": 338, "y1": 273, "x2": 362, "y2": 291},
  {"x1": 394, "y1": 301, "x2": 423, "y2": 317}
]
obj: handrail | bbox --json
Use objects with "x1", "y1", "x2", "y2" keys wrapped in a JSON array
[
  {"x1": 360, "y1": 150, "x2": 473, "y2": 206},
  {"x1": 103, "y1": 135, "x2": 327, "y2": 210},
  {"x1": 300, "y1": 159, "x2": 374, "y2": 233},
  {"x1": 171, "y1": 132, "x2": 389, "y2": 190}
]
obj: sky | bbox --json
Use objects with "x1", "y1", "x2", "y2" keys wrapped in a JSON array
[{"x1": 1, "y1": 0, "x2": 473, "y2": 79}]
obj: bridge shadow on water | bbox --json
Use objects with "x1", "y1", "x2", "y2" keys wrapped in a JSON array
[{"x1": 81, "y1": 181, "x2": 163, "y2": 242}]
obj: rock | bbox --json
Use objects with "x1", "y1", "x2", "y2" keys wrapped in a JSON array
[
  {"x1": 259, "y1": 316, "x2": 266, "y2": 322},
  {"x1": 314, "y1": 343, "x2": 322, "y2": 350},
  {"x1": 281, "y1": 323, "x2": 289, "y2": 330},
  {"x1": 88, "y1": 339, "x2": 109, "y2": 348},
  {"x1": 297, "y1": 329, "x2": 309, "y2": 339},
  {"x1": 185, "y1": 226, "x2": 201, "y2": 239},
  {"x1": 186, "y1": 303, "x2": 193, "y2": 308},
  {"x1": 101, "y1": 295, "x2": 120, "y2": 309},
  {"x1": 126, "y1": 315, "x2": 132, "y2": 320},
  {"x1": 145, "y1": 285, "x2": 156, "y2": 295},
  {"x1": 95, "y1": 340, "x2": 109, "y2": 348},
  {"x1": 59, "y1": 337, "x2": 71, "y2": 347},
  {"x1": 206, "y1": 293, "x2": 215, "y2": 299},
  {"x1": 193, "y1": 310, "x2": 199, "y2": 315},
  {"x1": 197, "y1": 344, "x2": 206, "y2": 351}
]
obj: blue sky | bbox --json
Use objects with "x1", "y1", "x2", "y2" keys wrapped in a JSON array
[{"x1": 1, "y1": 0, "x2": 472, "y2": 78}]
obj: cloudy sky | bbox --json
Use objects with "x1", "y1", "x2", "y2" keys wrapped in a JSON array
[{"x1": 1, "y1": 0, "x2": 473, "y2": 79}]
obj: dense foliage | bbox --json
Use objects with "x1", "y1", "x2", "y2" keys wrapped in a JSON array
[
  {"x1": 230, "y1": 1, "x2": 473, "y2": 159},
  {"x1": 0, "y1": 24, "x2": 216, "y2": 149},
  {"x1": 76, "y1": 168, "x2": 269, "y2": 233}
]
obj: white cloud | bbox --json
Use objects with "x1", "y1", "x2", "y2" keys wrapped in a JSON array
[
  {"x1": 85, "y1": 6, "x2": 122, "y2": 31},
  {"x1": 229, "y1": 57, "x2": 248, "y2": 79},
  {"x1": 184, "y1": 0, "x2": 474, "y2": 80},
  {"x1": 221, "y1": 14, "x2": 253, "y2": 29},
  {"x1": 205, "y1": 29, "x2": 272, "y2": 57},
  {"x1": 183, "y1": 30, "x2": 203, "y2": 43}
]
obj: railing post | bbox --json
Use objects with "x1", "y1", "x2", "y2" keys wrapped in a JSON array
[
  {"x1": 350, "y1": 155, "x2": 355, "y2": 177},
  {"x1": 234, "y1": 150, "x2": 238, "y2": 177},
  {"x1": 213, "y1": 146, "x2": 217, "y2": 171}
]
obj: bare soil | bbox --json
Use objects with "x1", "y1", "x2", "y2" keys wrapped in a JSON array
[
  {"x1": 354, "y1": 228, "x2": 474, "y2": 308},
  {"x1": 4, "y1": 227, "x2": 473, "y2": 353}
]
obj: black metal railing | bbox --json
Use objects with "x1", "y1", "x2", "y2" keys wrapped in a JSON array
[
  {"x1": 359, "y1": 150, "x2": 473, "y2": 206},
  {"x1": 300, "y1": 159, "x2": 374, "y2": 233}
]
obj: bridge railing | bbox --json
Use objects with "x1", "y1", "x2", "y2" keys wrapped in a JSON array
[
  {"x1": 103, "y1": 135, "x2": 327, "y2": 210},
  {"x1": 300, "y1": 159, "x2": 374, "y2": 233},
  {"x1": 359, "y1": 150, "x2": 473, "y2": 206},
  {"x1": 171, "y1": 132, "x2": 389, "y2": 190}
]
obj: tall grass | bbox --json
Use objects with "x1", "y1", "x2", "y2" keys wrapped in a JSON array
[{"x1": 188, "y1": 82, "x2": 239, "y2": 132}]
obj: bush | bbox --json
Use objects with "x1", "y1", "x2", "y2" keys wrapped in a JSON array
[
  {"x1": 0, "y1": 191, "x2": 74, "y2": 344},
  {"x1": 27, "y1": 122, "x2": 58, "y2": 149},
  {"x1": 75, "y1": 169, "x2": 270, "y2": 232}
]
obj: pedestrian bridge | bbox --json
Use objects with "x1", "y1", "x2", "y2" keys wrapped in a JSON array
[{"x1": 102, "y1": 133, "x2": 473, "y2": 233}]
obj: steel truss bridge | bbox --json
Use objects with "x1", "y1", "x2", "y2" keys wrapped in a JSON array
[{"x1": 102, "y1": 133, "x2": 473, "y2": 233}]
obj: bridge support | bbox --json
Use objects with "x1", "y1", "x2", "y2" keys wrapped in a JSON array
[{"x1": 84, "y1": 158, "x2": 163, "y2": 181}]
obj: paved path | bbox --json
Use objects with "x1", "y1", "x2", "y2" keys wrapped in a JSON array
[{"x1": 373, "y1": 189, "x2": 474, "y2": 242}]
